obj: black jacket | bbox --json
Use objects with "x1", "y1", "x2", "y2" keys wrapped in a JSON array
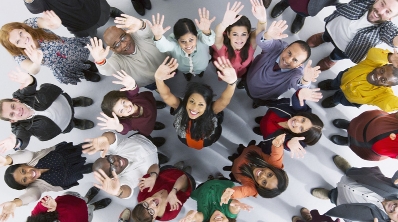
[{"x1": 11, "y1": 77, "x2": 73, "y2": 150}]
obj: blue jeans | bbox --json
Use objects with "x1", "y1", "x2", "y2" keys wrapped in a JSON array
[
  {"x1": 322, "y1": 28, "x2": 349, "y2": 61},
  {"x1": 330, "y1": 69, "x2": 361, "y2": 107}
]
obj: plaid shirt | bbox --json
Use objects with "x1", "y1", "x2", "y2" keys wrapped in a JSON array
[{"x1": 325, "y1": 0, "x2": 398, "y2": 63}]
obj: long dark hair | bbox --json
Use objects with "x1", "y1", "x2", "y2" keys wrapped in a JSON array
[
  {"x1": 179, "y1": 82, "x2": 215, "y2": 140},
  {"x1": 4, "y1": 164, "x2": 27, "y2": 190},
  {"x1": 173, "y1": 18, "x2": 198, "y2": 40},
  {"x1": 282, "y1": 112, "x2": 324, "y2": 145},
  {"x1": 26, "y1": 211, "x2": 59, "y2": 222},
  {"x1": 131, "y1": 204, "x2": 152, "y2": 222},
  {"x1": 224, "y1": 16, "x2": 251, "y2": 64},
  {"x1": 239, "y1": 151, "x2": 288, "y2": 198},
  {"x1": 101, "y1": 91, "x2": 129, "y2": 119}
]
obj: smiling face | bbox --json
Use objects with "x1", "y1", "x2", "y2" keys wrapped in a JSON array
[
  {"x1": 366, "y1": 64, "x2": 398, "y2": 86},
  {"x1": 141, "y1": 190, "x2": 168, "y2": 220},
  {"x1": 367, "y1": 0, "x2": 398, "y2": 24},
  {"x1": 13, "y1": 165, "x2": 41, "y2": 186},
  {"x1": 382, "y1": 199, "x2": 398, "y2": 221},
  {"x1": 186, "y1": 93, "x2": 207, "y2": 119},
  {"x1": 278, "y1": 43, "x2": 308, "y2": 69},
  {"x1": 104, "y1": 155, "x2": 128, "y2": 177},
  {"x1": 104, "y1": 27, "x2": 135, "y2": 55},
  {"x1": 287, "y1": 116, "x2": 313, "y2": 134},
  {"x1": 177, "y1": 33, "x2": 197, "y2": 54},
  {"x1": 8, "y1": 28, "x2": 35, "y2": 49},
  {"x1": 1, "y1": 100, "x2": 33, "y2": 122},
  {"x1": 209, "y1": 210, "x2": 228, "y2": 222},
  {"x1": 227, "y1": 26, "x2": 249, "y2": 50},
  {"x1": 112, "y1": 98, "x2": 138, "y2": 117},
  {"x1": 253, "y1": 167, "x2": 278, "y2": 189}
]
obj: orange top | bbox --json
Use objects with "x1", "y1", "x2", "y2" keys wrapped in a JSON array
[
  {"x1": 231, "y1": 144, "x2": 284, "y2": 199},
  {"x1": 185, "y1": 120, "x2": 205, "y2": 150}
]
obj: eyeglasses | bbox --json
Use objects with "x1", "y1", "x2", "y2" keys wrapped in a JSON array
[
  {"x1": 112, "y1": 33, "x2": 127, "y2": 49},
  {"x1": 106, "y1": 155, "x2": 116, "y2": 177},
  {"x1": 141, "y1": 201, "x2": 155, "y2": 219}
]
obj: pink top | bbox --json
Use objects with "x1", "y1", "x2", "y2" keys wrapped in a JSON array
[{"x1": 211, "y1": 44, "x2": 255, "y2": 78}]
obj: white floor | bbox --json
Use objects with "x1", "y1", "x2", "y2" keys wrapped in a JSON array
[{"x1": 0, "y1": 0, "x2": 397, "y2": 221}]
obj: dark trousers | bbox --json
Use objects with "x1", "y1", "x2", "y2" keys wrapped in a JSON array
[
  {"x1": 330, "y1": 69, "x2": 361, "y2": 107},
  {"x1": 322, "y1": 28, "x2": 349, "y2": 61},
  {"x1": 328, "y1": 188, "x2": 338, "y2": 205}
]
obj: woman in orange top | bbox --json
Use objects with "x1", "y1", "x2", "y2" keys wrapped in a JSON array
[{"x1": 223, "y1": 134, "x2": 288, "y2": 199}]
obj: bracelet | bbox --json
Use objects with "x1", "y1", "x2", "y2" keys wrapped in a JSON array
[
  {"x1": 139, "y1": 19, "x2": 146, "y2": 30},
  {"x1": 229, "y1": 79, "x2": 238, "y2": 86},
  {"x1": 150, "y1": 172, "x2": 158, "y2": 177},
  {"x1": 117, "y1": 189, "x2": 123, "y2": 197},
  {"x1": 302, "y1": 77, "x2": 309, "y2": 82},
  {"x1": 173, "y1": 187, "x2": 178, "y2": 192},
  {"x1": 95, "y1": 59, "x2": 106, "y2": 65},
  {"x1": 259, "y1": 21, "x2": 267, "y2": 24}
]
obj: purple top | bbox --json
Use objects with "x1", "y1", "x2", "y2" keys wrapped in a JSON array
[
  {"x1": 119, "y1": 87, "x2": 157, "y2": 136},
  {"x1": 246, "y1": 31, "x2": 304, "y2": 100}
]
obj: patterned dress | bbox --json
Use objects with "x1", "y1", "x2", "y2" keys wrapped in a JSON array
[{"x1": 14, "y1": 18, "x2": 91, "y2": 85}]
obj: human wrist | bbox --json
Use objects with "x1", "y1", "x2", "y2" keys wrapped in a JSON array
[
  {"x1": 95, "y1": 59, "x2": 106, "y2": 65},
  {"x1": 259, "y1": 20, "x2": 267, "y2": 25},
  {"x1": 228, "y1": 79, "x2": 238, "y2": 86},
  {"x1": 139, "y1": 19, "x2": 146, "y2": 30},
  {"x1": 203, "y1": 30, "x2": 211, "y2": 36},
  {"x1": 150, "y1": 172, "x2": 158, "y2": 178}
]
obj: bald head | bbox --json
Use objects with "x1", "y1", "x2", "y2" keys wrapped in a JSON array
[
  {"x1": 93, "y1": 157, "x2": 110, "y2": 176},
  {"x1": 103, "y1": 26, "x2": 136, "y2": 55}
]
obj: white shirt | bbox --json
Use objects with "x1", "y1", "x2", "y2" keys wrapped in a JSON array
[{"x1": 33, "y1": 94, "x2": 72, "y2": 131}]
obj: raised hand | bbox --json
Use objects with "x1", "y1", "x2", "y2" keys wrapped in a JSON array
[
  {"x1": 303, "y1": 60, "x2": 321, "y2": 83},
  {"x1": 112, "y1": 70, "x2": 136, "y2": 91},
  {"x1": 390, "y1": 48, "x2": 398, "y2": 68},
  {"x1": 298, "y1": 88, "x2": 323, "y2": 106},
  {"x1": 154, "y1": 57, "x2": 178, "y2": 81},
  {"x1": 213, "y1": 56, "x2": 238, "y2": 85},
  {"x1": 41, "y1": 10, "x2": 61, "y2": 29},
  {"x1": 195, "y1": 7, "x2": 216, "y2": 34},
  {"x1": 272, "y1": 133, "x2": 286, "y2": 147},
  {"x1": 230, "y1": 200, "x2": 253, "y2": 212},
  {"x1": 148, "y1": 13, "x2": 171, "y2": 40},
  {"x1": 82, "y1": 135, "x2": 110, "y2": 157},
  {"x1": 94, "y1": 169, "x2": 120, "y2": 196},
  {"x1": 97, "y1": 112, "x2": 122, "y2": 131},
  {"x1": 114, "y1": 14, "x2": 143, "y2": 33},
  {"x1": 220, "y1": 188, "x2": 235, "y2": 205},
  {"x1": 0, "y1": 135, "x2": 17, "y2": 154},
  {"x1": 287, "y1": 137, "x2": 307, "y2": 158},
  {"x1": 179, "y1": 210, "x2": 198, "y2": 222},
  {"x1": 264, "y1": 20, "x2": 288, "y2": 40},
  {"x1": 221, "y1": 2, "x2": 244, "y2": 27},
  {"x1": 251, "y1": 0, "x2": 267, "y2": 22},
  {"x1": 86, "y1": 37, "x2": 110, "y2": 63},
  {"x1": 40, "y1": 196, "x2": 56, "y2": 212},
  {"x1": 24, "y1": 44, "x2": 43, "y2": 65},
  {"x1": 166, "y1": 191, "x2": 182, "y2": 211},
  {"x1": 0, "y1": 201, "x2": 16, "y2": 222},
  {"x1": 138, "y1": 175, "x2": 157, "y2": 192},
  {"x1": 7, "y1": 68, "x2": 33, "y2": 89}
]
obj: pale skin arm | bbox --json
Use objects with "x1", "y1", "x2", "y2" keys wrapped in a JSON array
[
  {"x1": 154, "y1": 57, "x2": 180, "y2": 109},
  {"x1": 251, "y1": 0, "x2": 267, "y2": 48},
  {"x1": 214, "y1": 1, "x2": 244, "y2": 50},
  {"x1": 138, "y1": 164, "x2": 159, "y2": 192},
  {"x1": 212, "y1": 56, "x2": 238, "y2": 114},
  {"x1": 0, "y1": 199, "x2": 23, "y2": 222},
  {"x1": 167, "y1": 173, "x2": 188, "y2": 211}
]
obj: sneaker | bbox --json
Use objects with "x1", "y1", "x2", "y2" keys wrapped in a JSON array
[
  {"x1": 174, "y1": 161, "x2": 184, "y2": 170},
  {"x1": 72, "y1": 96, "x2": 93, "y2": 107},
  {"x1": 85, "y1": 186, "x2": 100, "y2": 204},
  {"x1": 73, "y1": 118, "x2": 94, "y2": 130},
  {"x1": 306, "y1": 32, "x2": 325, "y2": 48},
  {"x1": 333, "y1": 155, "x2": 352, "y2": 173},
  {"x1": 152, "y1": 137, "x2": 166, "y2": 147},
  {"x1": 131, "y1": 0, "x2": 145, "y2": 16},
  {"x1": 254, "y1": 116, "x2": 262, "y2": 124},
  {"x1": 271, "y1": 0, "x2": 289, "y2": 18},
  {"x1": 300, "y1": 207, "x2": 312, "y2": 221},
  {"x1": 311, "y1": 188, "x2": 330, "y2": 200},
  {"x1": 139, "y1": 0, "x2": 152, "y2": 10},
  {"x1": 110, "y1": 7, "x2": 124, "y2": 18},
  {"x1": 158, "y1": 152, "x2": 169, "y2": 164},
  {"x1": 318, "y1": 79, "x2": 334, "y2": 90},
  {"x1": 183, "y1": 73, "x2": 193, "y2": 81},
  {"x1": 154, "y1": 122, "x2": 165, "y2": 130},
  {"x1": 330, "y1": 135, "x2": 349, "y2": 146},
  {"x1": 253, "y1": 127, "x2": 262, "y2": 136},
  {"x1": 92, "y1": 198, "x2": 112, "y2": 211},
  {"x1": 321, "y1": 96, "x2": 337, "y2": 108},
  {"x1": 156, "y1": 101, "x2": 167, "y2": 109},
  {"x1": 317, "y1": 56, "x2": 337, "y2": 71},
  {"x1": 118, "y1": 208, "x2": 131, "y2": 222}
]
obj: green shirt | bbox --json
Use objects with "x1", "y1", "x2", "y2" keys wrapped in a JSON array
[{"x1": 191, "y1": 180, "x2": 238, "y2": 221}]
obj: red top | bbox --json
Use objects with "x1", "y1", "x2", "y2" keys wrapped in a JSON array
[
  {"x1": 119, "y1": 87, "x2": 157, "y2": 136},
  {"x1": 372, "y1": 136, "x2": 398, "y2": 159},
  {"x1": 137, "y1": 169, "x2": 192, "y2": 221},
  {"x1": 31, "y1": 195, "x2": 88, "y2": 222},
  {"x1": 259, "y1": 110, "x2": 288, "y2": 138}
]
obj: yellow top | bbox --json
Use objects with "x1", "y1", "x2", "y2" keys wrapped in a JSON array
[{"x1": 341, "y1": 48, "x2": 398, "y2": 112}]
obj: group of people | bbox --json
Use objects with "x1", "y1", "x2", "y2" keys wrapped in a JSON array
[{"x1": 0, "y1": 0, "x2": 397, "y2": 221}]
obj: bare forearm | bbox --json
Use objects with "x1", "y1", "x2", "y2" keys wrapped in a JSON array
[
  {"x1": 21, "y1": 60, "x2": 41, "y2": 75},
  {"x1": 256, "y1": 20, "x2": 267, "y2": 36},
  {"x1": 146, "y1": 164, "x2": 159, "y2": 175},
  {"x1": 213, "y1": 84, "x2": 236, "y2": 113},
  {"x1": 102, "y1": 132, "x2": 116, "y2": 144},
  {"x1": 173, "y1": 174, "x2": 188, "y2": 192}
]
